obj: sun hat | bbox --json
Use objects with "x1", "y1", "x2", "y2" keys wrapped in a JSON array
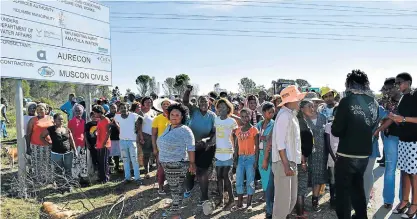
[
  {"x1": 153, "y1": 98, "x2": 178, "y2": 112},
  {"x1": 320, "y1": 86, "x2": 336, "y2": 97},
  {"x1": 304, "y1": 92, "x2": 323, "y2": 102},
  {"x1": 278, "y1": 85, "x2": 307, "y2": 107}
]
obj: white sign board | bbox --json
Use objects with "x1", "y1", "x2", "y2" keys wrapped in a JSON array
[{"x1": 0, "y1": 0, "x2": 111, "y2": 86}]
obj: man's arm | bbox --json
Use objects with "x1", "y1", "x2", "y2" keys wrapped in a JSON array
[
  {"x1": 152, "y1": 127, "x2": 159, "y2": 158},
  {"x1": 183, "y1": 85, "x2": 194, "y2": 110},
  {"x1": 2, "y1": 106, "x2": 9, "y2": 123},
  {"x1": 136, "y1": 116, "x2": 144, "y2": 144}
]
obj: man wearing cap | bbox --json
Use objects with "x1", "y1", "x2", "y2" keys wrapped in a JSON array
[
  {"x1": 319, "y1": 87, "x2": 337, "y2": 122},
  {"x1": 271, "y1": 85, "x2": 306, "y2": 219},
  {"x1": 332, "y1": 70, "x2": 379, "y2": 219}
]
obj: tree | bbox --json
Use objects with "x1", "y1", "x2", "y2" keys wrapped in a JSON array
[
  {"x1": 191, "y1": 83, "x2": 200, "y2": 96},
  {"x1": 96, "y1": 86, "x2": 111, "y2": 99},
  {"x1": 253, "y1": 85, "x2": 266, "y2": 94},
  {"x1": 149, "y1": 77, "x2": 157, "y2": 95},
  {"x1": 238, "y1": 77, "x2": 256, "y2": 95},
  {"x1": 174, "y1": 74, "x2": 190, "y2": 97},
  {"x1": 163, "y1": 77, "x2": 175, "y2": 96},
  {"x1": 296, "y1": 79, "x2": 311, "y2": 88},
  {"x1": 112, "y1": 86, "x2": 121, "y2": 98},
  {"x1": 136, "y1": 75, "x2": 152, "y2": 96}
]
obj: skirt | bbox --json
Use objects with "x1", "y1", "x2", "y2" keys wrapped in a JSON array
[
  {"x1": 110, "y1": 140, "x2": 121, "y2": 156},
  {"x1": 297, "y1": 164, "x2": 308, "y2": 196},
  {"x1": 398, "y1": 141, "x2": 417, "y2": 174},
  {"x1": 72, "y1": 146, "x2": 89, "y2": 179},
  {"x1": 30, "y1": 144, "x2": 52, "y2": 183}
]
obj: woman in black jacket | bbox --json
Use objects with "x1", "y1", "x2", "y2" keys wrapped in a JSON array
[{"x1": 296, "y1": 100, "x2": 314, "y2": 218}]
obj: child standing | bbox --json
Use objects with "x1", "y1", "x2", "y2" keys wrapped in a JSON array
[
  {"x1": 233, "y1": 108, "x2": 259, "y2": 211},
  {"x1": 324, "y1": 106, "x2": 339, "y2": 208},
  {"x1": 214, "y1": 98, "x2": 238, "y2": 209}
]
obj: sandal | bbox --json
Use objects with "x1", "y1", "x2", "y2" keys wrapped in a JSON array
[
  {"x1": 384, "y1": 203, "x2": 393, "y2": 209},
  {"x1": 393, "y1": 200, "x2": 410, "y2": 214},
  {"x1": 401, "y1": 204, "x2": 417, "y2": 219}
]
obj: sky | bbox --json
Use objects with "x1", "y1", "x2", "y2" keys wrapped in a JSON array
[{"x1": 101, "y1": 0, "x2": 417, "y2": 95}]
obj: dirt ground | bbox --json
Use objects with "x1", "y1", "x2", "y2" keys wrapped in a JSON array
[{"x1": 0, "y1": 153, "x2": 405, "y2": 219}]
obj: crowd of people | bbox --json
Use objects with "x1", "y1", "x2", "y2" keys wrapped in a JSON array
[{"x1": 15, "y1": 70, "x2": 417, "y2": 219}]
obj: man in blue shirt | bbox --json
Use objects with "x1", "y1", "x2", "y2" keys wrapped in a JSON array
[{"x1": 60, "y1": 93, "x2": 75, "y2": 120}]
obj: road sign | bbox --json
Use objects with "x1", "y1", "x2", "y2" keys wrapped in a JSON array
[{"x1": 0, "y1": 0, "x2": 111, "y2": 86}]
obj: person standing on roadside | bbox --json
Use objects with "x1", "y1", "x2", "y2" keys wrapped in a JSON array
[
  {"x1": 93, "y1": 105, "x2": 112, "y2": 183},
  {"x1": 26, "y1": 103, "x2": 54, "y2": 183},
  {"x1": 114, "y1": 102, "x2": 142, "y2": 184},
  {"x1": 138, "y1": 96, "x2": 158, "y2": 179},
  {"x1": 60, "y1": 93, "x2": 76, "y2": 120},
  {"x1": 271, "y1": 85, "x2": 305, "y2": 219},
  {"x1": 68, "y1": 104, "x2": 88, "y2": 183},
  {"x1": 373, "y1": 77, "x2": 403, "y2": 208},
  {"x1": 183, "y1": 85, "x2": 216, "y2": 205},
  {"x1": 0, "y1": 98, "x2": 10, "y2": 138},
  {"x1": 332, "y1": 70, "x2": 379, "y2": 219},
  {"x1": 381, "y1": 73, "x2": 417, "y2": 218},
  {"x1": 152, "y1": 98, "x2": 177, "y2": 195}
]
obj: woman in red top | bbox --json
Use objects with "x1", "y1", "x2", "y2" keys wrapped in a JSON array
[
  {"x1": 26, "y1": 103, "x2": 54, "y2": 182},
  {"x1": 93, "y1": 105, "x2": 111, "y2": 183},
  {"x1": 68, "y1": 103, "x2": 87, "y2": 181}
]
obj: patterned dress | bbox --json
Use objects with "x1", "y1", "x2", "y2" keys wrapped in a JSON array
[{"x1": 306, "y1": 114, "x2": 328, "y2": 186}]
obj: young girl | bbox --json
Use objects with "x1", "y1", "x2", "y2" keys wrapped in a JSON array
[
  {"x1": 214, "y1": 98, "x2": 238, "y2": 209},
  {"x1": 233, "y1": 108, "x2": 259, "y2": 211}
]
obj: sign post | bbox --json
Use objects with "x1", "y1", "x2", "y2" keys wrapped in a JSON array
[
  {"x1": 1, "y1": 0, "x2": 111, "y2": 197},
  {"x1": 15, "y1": 80, "x2": 27, "y2": 197}
]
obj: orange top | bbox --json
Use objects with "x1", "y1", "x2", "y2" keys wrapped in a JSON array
[
  {"x1": 30, "y1": 116, "x2": 53, "y2": 146},
  {"x1": 235, "y1": 126, "x2": 259, "y2": 155},
  {"x1": 96, "y1": 117, "x2": 111, "y2": 149}
]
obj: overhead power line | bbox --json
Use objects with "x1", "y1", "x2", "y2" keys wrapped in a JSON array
[
  {"x1": 111, "y1": 30, "x2": 417, "y2": 44},
  {"x1": 110, "y1": 15, "x2": 417, "y2": 30},
  {"x1": 119, "y1": 1, "x2": 417, "y2": 15},
  {"x1": 111, "y1": 13, "x2": 417, "y2": 29},
  {"x1": 111, "y1": 26, "x2": 417, "y2": 40}
]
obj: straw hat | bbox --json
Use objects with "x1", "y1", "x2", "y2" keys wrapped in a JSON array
[
  {"x1": 153, "y1": 98, "x2": 177, "y2": 112},
  {"x1": 278, "y1": 85, "x2": 307, "y2": 107}
]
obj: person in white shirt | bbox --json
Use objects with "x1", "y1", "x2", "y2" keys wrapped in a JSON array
[
  {"x1": 114, "y1": 102, "x2": 142, "y2": 184},
  {"x1": 271, "y1": 85, "x2": 306, "y2": 219},
  {"x1": 214, "y1": 98, "x2": 238, "y2": 209},
  {"x1": 138, "y1": 96, "x2": 158, "y2": 179}
]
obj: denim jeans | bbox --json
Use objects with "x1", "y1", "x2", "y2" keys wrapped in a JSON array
[
  {"x1": 50, "y1": 152, "x2": 73, "y2": 186},
  {"x1": 382, "y1": 134, "x2": 402, "y2": 204},
  {"x1": 336, "y1": 156, "x2": 369, "y2": 219},
  {"x1": 0, "y1": 120, "x2": 7, "y2": 138},
  {"x1": 265, "y1": 170, "x2": 275, "y2": 215},
  {"x1": 120, "y1": 140, "x2": 140, "y2": 181},
  {"x1": 235, "y1": 155, "x2": 255, "y2": 195}
]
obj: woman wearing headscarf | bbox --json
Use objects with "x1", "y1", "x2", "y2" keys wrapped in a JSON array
[
  {"x1": 24, "y1": 102, "x2": 37, "y2": 134},
  {"x1": 26, "y1": 103, "x2": 54, "y2": 182},
  {"x1": 68, "y1": 103, "x2": 88, "y2": 183}
]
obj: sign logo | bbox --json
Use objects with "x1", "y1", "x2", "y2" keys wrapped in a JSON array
[
  {"x1": 58, "y1": 11, "x2": 65, "y2": 27},
  {"x1": 37, "y1": 50, "x2": 47, "y2": 60},
  {"x1": 98, "y1": 47, "x2": 108, "y2": 54},
  {"x1": 97, "y1": 56, "x2": 111, "y2": 63},
  {"x1": 38, "y1": 66, "x2": 55, "y2": 77},
  {"x1": 36, "y1": 29, "x2": 42, "y2": 37}
]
